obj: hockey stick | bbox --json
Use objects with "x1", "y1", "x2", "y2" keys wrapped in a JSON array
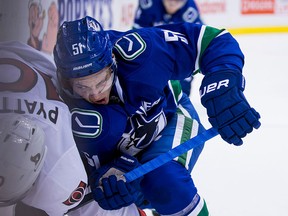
[
  {"x1": 66, "y1": 127, "x2": 218, "y2": 214},
  {"x1": 124, "y1": 127, "x2": 218, "y2": 182}
]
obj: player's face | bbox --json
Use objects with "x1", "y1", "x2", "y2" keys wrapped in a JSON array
[
  {"x1": 162, "y1": 0, "x2": 186, "y2": 14},
  {"x1": 70, "y1": 66, "x2": 114, "y2": 104}
]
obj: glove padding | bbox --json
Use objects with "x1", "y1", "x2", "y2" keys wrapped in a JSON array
[
  {"x1": 89, "y1": 154, "x2": 142, "y2": 210},
  {"x1": 200, "y1": 71, "x2": 261, "y2": 145}
]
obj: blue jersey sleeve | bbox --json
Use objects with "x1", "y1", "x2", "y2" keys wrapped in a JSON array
[
  {"x1": 199, "y1": 31, "x2": 244, "y2": 74},
  {"x1": 156, "y1": 23, "x2": 245, "y2": 75},
  {"x1": 109, "y1": 22, "x2": 244, "y2": 116}
]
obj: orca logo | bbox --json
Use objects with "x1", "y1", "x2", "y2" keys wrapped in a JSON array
[{"x1": 118, "y1": 111, "x2": 166, "y2": 155}]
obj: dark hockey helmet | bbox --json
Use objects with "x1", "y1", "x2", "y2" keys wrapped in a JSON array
[{"x1": 54, "y1": 16, "x2": 114, "y2": 79}]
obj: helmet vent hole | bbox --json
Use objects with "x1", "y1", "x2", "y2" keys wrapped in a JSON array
[
  {"x1": 13, "y1": 120, "x2": 19, "y2": 126},
  {"x1": 31, "y1": 128, "x2": 35, "y2": 135},
  {"x1": 24, "y1": 143, "x2": 29, "y2": 151},
  {"x1": 0, "y1": 176, "x2": 4, "y2": 187},
  {"x1": 3, "y1": 135, "x2": 10, "y2": 142}
]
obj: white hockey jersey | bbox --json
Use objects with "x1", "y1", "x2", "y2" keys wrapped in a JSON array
[{"x1": 0, "y1": 41, "x2": 88, "y2": 215}]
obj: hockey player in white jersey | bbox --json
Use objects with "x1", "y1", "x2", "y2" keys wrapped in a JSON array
[
  {"x1": 0, "y1": 41, "x2": 88, "y2": 216},
  {"x1": 0, "y1": 40, "x2": 145, "y2": 216}
]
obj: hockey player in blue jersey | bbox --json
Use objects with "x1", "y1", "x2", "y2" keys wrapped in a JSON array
[
  {"x1": 133, "y1": 0, "x2": 204, "y2": 96},
  {"x1": 133, "y1": 0, "x2": 203, "y2": 28},
  {"x1": 54, "y1": 16, "x2": 261, "y2": 216}
]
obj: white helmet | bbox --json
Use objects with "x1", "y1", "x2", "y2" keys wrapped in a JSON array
[{"x1": 0, "y1": 114, "x2": 47, "y2": 206}]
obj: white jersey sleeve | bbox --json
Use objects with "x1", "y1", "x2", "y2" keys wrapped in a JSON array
[
  {"x1": 67, "y1": 202, "x2": 140, "y2": 216},
  {"x1": 0, "y1": 41, "x2": 88, "y2": 215}
]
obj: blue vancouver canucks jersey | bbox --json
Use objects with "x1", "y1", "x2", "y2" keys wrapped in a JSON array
[
  {"x1": 68, "y1": 23, "x2": 244, "y2": 170},
  {"x1": 108, "y1": 23, "x2": 244, "y2": 116},
  {"x1": 134, "y1": 0, "x2": 203, "y2": 28}
]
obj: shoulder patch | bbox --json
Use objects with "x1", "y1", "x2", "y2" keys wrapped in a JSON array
[
  {"x1": 140, "y1": 0, "x2": 153, "y2": 9},
  {"x1": 182, "y1": 7, "x2": 198, "y2": 23},
  {"x1": 71, "y1": 108, "x2": 102, "y2": 138},
  {"x1": 114, "y1": 32, "x2": 146, "y2": 61}
]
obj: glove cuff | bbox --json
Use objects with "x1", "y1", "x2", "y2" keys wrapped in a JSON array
[
  {"x1": 114, "y1": 154, "x2": 140, "y2": 172},
  {"x1": 200, "y1": 71, "x2": 245, "y2": 106}
]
